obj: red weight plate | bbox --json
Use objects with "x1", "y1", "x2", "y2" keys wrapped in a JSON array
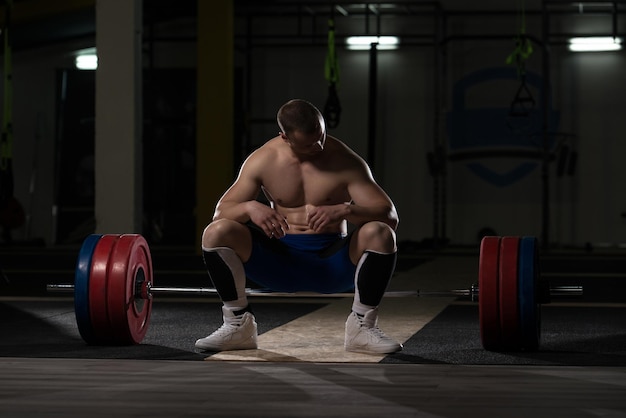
[
  {"x1": 499, "y1": 236, "x2": 521, "y2": 350},
  {"x1": 88, "y1": 234, "x2": 122, "y2": 343},
  {"x1": 107, "y1": 234, "x2": 153, "y2": 344},
  {"x1": 479, "y1": 236, "x2": 502, "y2": 351}
]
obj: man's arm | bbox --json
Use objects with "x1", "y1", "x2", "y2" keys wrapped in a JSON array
[
  {"x1": 340, "y1": 150, "x2": 398, "y2": 229},
  {"x1": 212, "y1": 156, "x2": 262, "y2": 223},
  {"x1": 305, "y1": 156, "x2": 399, "y2": 232},
  {"x1": 344, "y1": 180, "x2": 399, "y2": 230},
  {"x1": 213, "y1": 151, "x2": 290, "y2": 237}
]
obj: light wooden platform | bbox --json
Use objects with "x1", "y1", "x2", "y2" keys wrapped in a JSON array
[
  {"x1": 205, "y1": 257, "x2": 472, "y2": 362},
  {"x1": 206, "y1": 296, "x2": 454, "y2": 362}
]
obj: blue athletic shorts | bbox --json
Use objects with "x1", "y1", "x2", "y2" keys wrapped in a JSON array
[{"x1": 243, "y1": 224, "x2": 356, "y2": 293}]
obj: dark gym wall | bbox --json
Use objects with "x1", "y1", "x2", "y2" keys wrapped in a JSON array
[{"x1": 3, "y1": 1, "x2": 626, "y2": 247}]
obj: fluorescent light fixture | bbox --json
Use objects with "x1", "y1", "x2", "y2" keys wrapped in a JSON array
[
  {"x1": 346, "y1": 36, "x2": 400, "y2": 50},
  {"x1": 75, "y1": 48, "x2": 98, "y2": 70},
  {"x1": 76, "y1": 54, "x2": 97, "y2": 70},
  {"x1": 568, "y1": 37, "x2": 622, "y2": 52}
]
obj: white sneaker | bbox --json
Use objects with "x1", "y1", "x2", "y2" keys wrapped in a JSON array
[
  {"x1": 195, "y1": 306, "x2": 258, "y2": 352},
  {"x1": 345, "y1": 309, "x2": 402, "y2": 354}
]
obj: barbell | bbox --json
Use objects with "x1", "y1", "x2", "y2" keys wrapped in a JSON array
[{"x1": 46, "y1": 234, "x2": 581, "y2": 351}]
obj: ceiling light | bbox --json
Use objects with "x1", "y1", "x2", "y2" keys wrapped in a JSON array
[
  {"x1": 568, "y1": 37, "x2": 622, "y2": 52},
  {"x1": 75, "y1": 48, "x2": 98, "y2": 70},
  {"x1": 346, "y1": 36, "x2": 400, "y2": 50},
  {"x1": 75, "y1": 54, "x2": 98, "y2": 70}
]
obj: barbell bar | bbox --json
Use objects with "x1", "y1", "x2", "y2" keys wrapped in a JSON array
[
  {"x1": 46, "y1": 282, "x2": 581, "y2": 300},
  {"x1": 47, "y1": 233, "x2": 582, "y2": 350}
]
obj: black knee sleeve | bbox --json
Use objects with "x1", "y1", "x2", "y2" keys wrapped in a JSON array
[
  {"x1": 202, "y1": 249, "x2": 239, "y2": 302},
  {"x1": 355, "y1": 251, "x2": 398, "y2": 307}
]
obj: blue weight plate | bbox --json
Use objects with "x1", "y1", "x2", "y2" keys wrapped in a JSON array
[
  {"x1": 518, "y1": 236, "x2": 540, "y2": 351},
  {"x1": 74, "y1": 234, "x2": 103, "y2": 344}
]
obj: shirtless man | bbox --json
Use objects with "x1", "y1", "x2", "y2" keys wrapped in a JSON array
[{"x1": 195, "y1": 99, "x2": 401, "y2": 354}]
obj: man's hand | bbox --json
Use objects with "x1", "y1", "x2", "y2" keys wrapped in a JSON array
[
  {"x1": 305, "y1": 203, "x2": 349, "y2": 233},
  {"x1": 248, "y1": 201, "x2": 290, "y2": 238}
]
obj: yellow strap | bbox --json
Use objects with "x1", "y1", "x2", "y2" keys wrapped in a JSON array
[{"x1": 505, "y1": 0, "x2": 533, "y2": 77}]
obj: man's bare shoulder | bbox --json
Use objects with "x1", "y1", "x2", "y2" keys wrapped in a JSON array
[
  {"x1": 325, "y1": 136, "x2": 368, "y2": 167},
  {"x1": 243, "y1": 137, "x2": 282, "y2": 165},
  {"x1": 251, "y1": 136, "x2": 283, "y2": 154}
]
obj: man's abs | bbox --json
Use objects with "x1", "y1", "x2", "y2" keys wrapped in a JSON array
[{"x1": 277, "y1": 205, "x2": 346, "y2": 235}]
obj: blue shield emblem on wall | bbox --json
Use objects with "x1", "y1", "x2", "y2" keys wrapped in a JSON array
[{"x1": 446, "y1": 67, "x2": 560, "y2": 187}]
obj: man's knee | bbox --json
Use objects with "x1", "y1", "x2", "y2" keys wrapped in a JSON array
[
  {"x1": 358, "y1": 221, "x2": 396, "y2": 251},
  {"x1": 349, "y1": 221, "x2": 396, "y2": 263},
  {"x1": 202, "y1": 219, "x2": 252, "y2": 259},
  {"x1": 203, "y1": 219, "x2": 233, "y2": 245}
]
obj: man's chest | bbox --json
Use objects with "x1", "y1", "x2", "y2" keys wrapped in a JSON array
[{"x1": 262, "y1": 164, "x2": 350, "y2": 207}]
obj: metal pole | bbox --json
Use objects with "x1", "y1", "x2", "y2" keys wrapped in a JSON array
[
  {"x1": 541, "y1": 2, "x2": 551, "y2": 250},
  {"x1": 367, "y1": 42, "x2": 378, "y2": 171}
]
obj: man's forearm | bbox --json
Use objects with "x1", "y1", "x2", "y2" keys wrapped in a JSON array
[
  {"x1": 344, "y1": 203, "x2": 399, "y2": 230},
  {"x1": 213, "y1": 201, "x2": 253, "y2": 223}
]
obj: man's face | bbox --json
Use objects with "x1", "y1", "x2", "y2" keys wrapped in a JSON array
[{"x1": 282, "y1": 120, "x2": 327, "y2": 158}]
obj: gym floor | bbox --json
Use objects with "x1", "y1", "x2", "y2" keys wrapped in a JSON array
[{"x1": 1, "y1": 246, "x2": 625, "y2": 417}]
